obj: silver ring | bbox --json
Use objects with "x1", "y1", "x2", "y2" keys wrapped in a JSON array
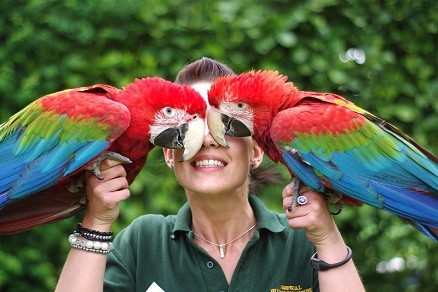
[{"x1": 297, "y1": 195, "x2": 308, "y2": 205}]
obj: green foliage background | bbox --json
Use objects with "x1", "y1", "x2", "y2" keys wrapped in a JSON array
[{"x1": 0, "y1": 0, "x2": 437, "y2": 291}]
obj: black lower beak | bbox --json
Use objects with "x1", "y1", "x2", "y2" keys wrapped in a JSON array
[
  {"x1": 223, "y1": 114, "x2": 252, "y2": 137},
  {"x1": 153, "y1": 123, "x2": 188, "y2": 149}
]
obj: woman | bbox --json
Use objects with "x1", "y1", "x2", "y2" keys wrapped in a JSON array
[{"x1": 56, "y1": 58, "x2": 365, "y2": 291}]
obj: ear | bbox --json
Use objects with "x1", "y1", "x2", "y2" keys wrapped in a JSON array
[
  {"x1": 163, "y1": 148, "x2": 174, "y2": 168},
  {"x1": 250, "y1": 140, "x2": 264, "y2": 168}
]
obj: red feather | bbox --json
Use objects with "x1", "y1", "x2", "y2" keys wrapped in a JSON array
[{"x1": 0, "y1": 77, "x2": 206, "y2": 234}]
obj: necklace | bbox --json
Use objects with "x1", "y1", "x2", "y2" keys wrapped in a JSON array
[{"x1": 193, "y1": 223, "x2": 257, "y2": 259}]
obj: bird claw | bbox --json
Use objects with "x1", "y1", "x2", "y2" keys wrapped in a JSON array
[
  {"x1": 66, "y1": 176, "x2": 86, "y2": 193},
  {"x1": 324, "y1": 190, "x2": 344, "y2": 215},
  {"x1": 330, "y1": 203, "x2": 343, "y2": 215},
  {"x1": 88, "y1": 151, "x2": 132, "y2": 180}
]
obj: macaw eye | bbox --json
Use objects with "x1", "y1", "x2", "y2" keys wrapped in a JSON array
[
  {"x1": 236, "y1": 102, "x2": 248, "y2": 110},
  {"x1": 162, "y1": 107, "x2": 175, "y2": 117}
]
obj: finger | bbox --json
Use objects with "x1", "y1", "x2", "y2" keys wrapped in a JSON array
[
  {"x1": 99, "y1": 159, "x2": 125, "y2": 171},
  {"x1": 85, "y1": 159, "x2": 125, "y2": 180},
  {"x1": 88, "y1": 164, "x2": 127, "y2": 182},
  {"x1": 87, "y1": 177, "x2": 130, "y2": 212},
  {"x1": 95, "y1": 188, "x2": 131, "y2": 208},
  {"x1": 283, "y1": 191, "x2": 311, "y2": 210},
  {"x1": 286, "y1": 193, "x2": 332, "y2": 230},
  {"x1": 91, "y1": 176, "x2": 129, "y2": 195},
  {"x1": 104, "y1": 176, "x2": 129, "y2": 192},
  {"x1": 281, "y1": 182, "x2": 294, "y2": 199},
  {"x1": 282, "y1": 181, "x2": 314, "y2": 199},
  {"x1": 284, "y1": 191, "x2": 323, "y2": 215}
]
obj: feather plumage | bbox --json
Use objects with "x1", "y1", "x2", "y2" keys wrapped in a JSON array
[
  {"x1": 0, "y1": 78, "x2": 206, "y2": 233},
  {"x1": 208, "y1": 70, "x2": 438, "y2": 241}
]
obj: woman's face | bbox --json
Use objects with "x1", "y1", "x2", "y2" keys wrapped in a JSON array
[
  {"x1": 163, "y1": 82, "x2": 264, "y2": 198},
  {"x1": 164, "y1": 132, "x2": 263, "y2": 197}
]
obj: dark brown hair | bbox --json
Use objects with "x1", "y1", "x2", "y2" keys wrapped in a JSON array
[
  {"x1": 175, "y1": 57, "x2": 283, "y2": 194},
  {"x1": 175, "y1": 57, "x2": 235, "y2": 85}
]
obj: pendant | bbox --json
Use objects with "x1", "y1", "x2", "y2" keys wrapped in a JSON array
[{"x1": 219, "y1": 244, "x2": 225, "y2": 259}]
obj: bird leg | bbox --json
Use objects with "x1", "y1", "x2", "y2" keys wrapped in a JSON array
[
  {"x1": 88, "y1": 151, "x2": 133, "y2": 180},
  {"x1": 288, "y1": 176, "x2": 302, "y2": 211},
  {"x1": 287, "y1": 177, "x2": 344, "y2": 215}
]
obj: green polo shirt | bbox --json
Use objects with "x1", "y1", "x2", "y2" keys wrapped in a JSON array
[{"x1": 104, "y1": 196, "x2": 319, "y2": 292}]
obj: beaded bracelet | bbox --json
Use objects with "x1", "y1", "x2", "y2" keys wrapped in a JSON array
[
  {"x1": 75, "y1": 223, "x2": 113, "y2": 242},
  {"x1": 69, "y1": 233, "x2": 113, "y2": 254}
]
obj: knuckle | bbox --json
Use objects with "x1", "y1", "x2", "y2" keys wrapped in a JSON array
[{"x1": 282, "y1": 184, "x2": 293, "y2": 198}]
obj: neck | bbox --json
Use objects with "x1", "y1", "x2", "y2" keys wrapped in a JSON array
[{"x1": 189, "y1": 193, "x2": 256, "y2": 243}]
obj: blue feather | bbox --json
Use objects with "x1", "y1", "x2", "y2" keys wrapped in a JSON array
[
  {"x1": 0, "y1": 128, "x2": 109, "y2": 208},
  {"x1": 370, "y1": 183, "x2": 438, "y2": 225},
  {"x1": 402, "y1": 153, "x2": 438, "y2": 190},
  {"x1": 281, "y1": 150, "x2": 325, "y2": 192},
  {"x1": 27, "y1": 129, "x2": 63, "y2": 162},
  {"x1": 65, "y1": 141, "x2": 109, "y2": 175},
  {"x1": 8, "y1": 158, "x2": 67, "y2": 200},
  {"x1": 0, "y1": 172, "x2": 22, "y2": 193},
  {"x1": 40, "y1": 142, "x2": 86, "y2": 172},
  {"x1": 280, "y1": 142, "x2": 437, "y2": 228}
]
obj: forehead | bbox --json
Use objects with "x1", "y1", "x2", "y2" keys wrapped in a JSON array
[{"x1": 190, "y1": 82, "x2": 212, "y2": 104}]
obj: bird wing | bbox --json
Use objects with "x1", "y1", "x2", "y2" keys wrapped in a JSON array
[
  {"x1": 0, "y1": 84, "x2": 131, "y2": 207},
  {"x1": 270, "y1": 94, "x2": 438, "y2": 239}
]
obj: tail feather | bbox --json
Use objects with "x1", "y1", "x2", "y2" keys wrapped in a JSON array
[
  {"x1": 370, "y1": 182, "x2": 438, "y2": 226},
  {"x1": 401, "y1": 219, "x2": 438, "y2": 242}
]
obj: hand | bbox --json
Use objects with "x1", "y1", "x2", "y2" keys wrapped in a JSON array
[
  {"x1": 282, "y1": 182, "x2": 341, "y2": 247},
  {"x1": 82, "y1": 159, "x2": 130, "y2": 231}
]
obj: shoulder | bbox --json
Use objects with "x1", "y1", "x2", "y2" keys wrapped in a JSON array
[
  {"x1": 249, "y1": 196, "x2": 314, "y2": 255},
  {"x1": 266, "y1": 211, "x2": 313, "y2": 245},
  {"x1": 251, "y1": 196, "x2": 311, "y2": 243},
  {"x1": 114, "y1": 214, "x2": 177, "y2": 244},
  {"x1": 132, "y1": 213, "x2": 177, "y2": 228}
]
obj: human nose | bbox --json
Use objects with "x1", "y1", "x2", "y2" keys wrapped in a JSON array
[
  {"x1": 202, "y1": 115, "x2": 220, "y2": 147},
  {"x1": 203, "y1": 114, "x2": 210, "y2": 136},
  {"x1": 202, "y1": 130, "x2": 220, "y2": 148}
]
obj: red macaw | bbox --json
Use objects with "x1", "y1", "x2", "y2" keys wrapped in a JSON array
[
  {"x1": 207, "y1": 70, "x2": 438, "y2": 241},
  {"x1": 0, "y1": 77, "x2": 206, "y2": 234}
]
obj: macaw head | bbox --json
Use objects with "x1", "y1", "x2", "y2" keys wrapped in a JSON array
[
  {"x1": 120, "y1": 77, "x2": 207, "y2": 161},
  {"x1": 207, "y1": 70, "x2": 297, "y2": 148}
]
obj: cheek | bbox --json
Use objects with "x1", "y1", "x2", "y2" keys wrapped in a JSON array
[
  {"x1": 171, "y1": 149, "x2": 185, "y2": 161},
  {"x1": 226, "y1": 137, "x2": 254, "y2": 160}
]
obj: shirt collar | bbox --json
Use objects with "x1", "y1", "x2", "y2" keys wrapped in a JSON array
[{"x1": 173, "y1": 195, "x2": 286, "y2": 235}]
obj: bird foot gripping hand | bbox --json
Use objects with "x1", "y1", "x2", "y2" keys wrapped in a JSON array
[
  {"x1": 288, "y1": 176, "x2": 344, "y2": 215},
  {"x1": 87, "y1": 151, "x2": 133, "y2": 180},
  {"x1": 323, "y1": 191, "x2": 344, "y2": 215}
]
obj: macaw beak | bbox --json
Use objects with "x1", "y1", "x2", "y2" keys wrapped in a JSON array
[
  {"x1": 180, "y1": 118, "x2": 204, "y2": 161},
  {"x1": 152, "y1": 118, "x2": 205, "y2": 161},
  {"x1": 207, "y1": 108, "x2": 229, "y2": 147},
  {"x1": 207, "y1": 108, "x2": 253, "y2": 148}
]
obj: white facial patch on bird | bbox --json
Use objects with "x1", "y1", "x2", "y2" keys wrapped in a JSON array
[
  {"x1": 219, "y1": 101, "x2": 254, "y2": 134},
  {"x1": 149, "y1": 107, "x2": 188, "y2": 142}
]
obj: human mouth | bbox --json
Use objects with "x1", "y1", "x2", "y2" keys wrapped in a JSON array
[{"x1": 194, "y1": 159, "x2": 226, "y2": 168}]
